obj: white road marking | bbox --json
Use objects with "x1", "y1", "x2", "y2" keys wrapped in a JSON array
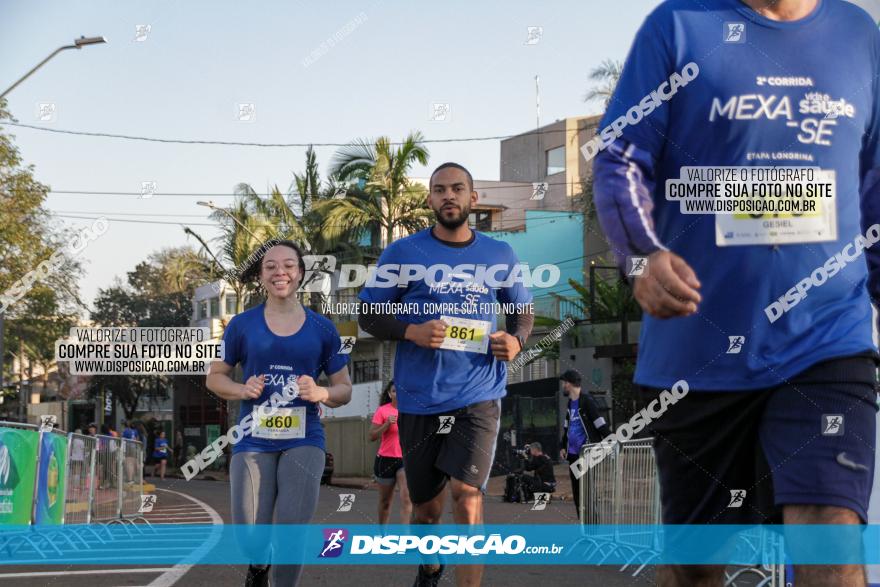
[
  {"x1": 144, "y1": 512, "x2": 216, "y2": 520},
  {"x1": 146, "y1": 487, "x2": 223, "y2": 587},
  {"x1": 0, "y1": 568, "x2": 174, "y2": 578}
]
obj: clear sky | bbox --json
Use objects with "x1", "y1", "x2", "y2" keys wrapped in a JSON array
[{"x1": 1, "y1": 0, "x2": 660, "y2": 309}]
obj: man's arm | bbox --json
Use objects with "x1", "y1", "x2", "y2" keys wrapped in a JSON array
[
  {"x1": 357, "y1": 304, "x2": 408, "y2": 341},
  {"x1": 559, "y1": 414, "x2": 569, "y2": 459},
  {"x1": 594, "y1": 142, "x2": 701, "y2": 318},
  {"x1": 861, "y1": 30, "x2": 880, "y2": 307},
  {"x1": 504, "y1": 307, "x2": 535, "y2": 352},
  {"x1": 590, "y1": 8, "x2": 700, "y2": 319},
  {"x1": 593, "y1": 141, "x2": 667, "y2": 268},
  {"x1": 582, "y1": 393, "x2": 612, "y2": 439},
  {"x1": 861, "y1": 171, "x2": 880, "y2": 307},
  {"x1": 358, "y1": 305, "x2": 447, "y2": 349},
  {"x1": 590, "y1": 10, "x2": 673, "y2": 271}
]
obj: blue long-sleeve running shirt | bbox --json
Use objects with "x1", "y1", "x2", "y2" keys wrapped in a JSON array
[{"x1": 593, "y1": 0, "x2": 880, "y2": 390}]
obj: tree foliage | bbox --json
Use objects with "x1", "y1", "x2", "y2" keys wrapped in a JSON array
[
  {"x1": 0, "y1": 100, "x2": 83, "y2": 388},
  {"x1": 89, "y1": 247, "x2": 210, "y2": 418},
  {"x1": 584, "y1": 59, "x2": 623, "y2": 107},
  {"x1": 319, "y1": 133, "x2": 433, "y2": 250}
]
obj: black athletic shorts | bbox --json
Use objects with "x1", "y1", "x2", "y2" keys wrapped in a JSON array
[
  {"x1": 373, "y1": 455, "x2": 404, "y2": 485},
  {"x1": 397, "y1": 399, "x2": 501, "y2": 504},
  {"x1": 639, "y1": 353, "x2": 879, "y2": 525}
]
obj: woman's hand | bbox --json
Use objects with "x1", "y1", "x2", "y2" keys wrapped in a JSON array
[
  {"x1": 240, "y1": 375, "x2": 265, "y2": 400},
  {"x1": 298, "y1": 375, "x2": 330, "y2": 404}
]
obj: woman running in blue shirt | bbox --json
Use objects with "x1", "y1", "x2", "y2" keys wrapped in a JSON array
[
  {"x1": 151, "y1": 430, "x2": 169, "y2": 480},
  {"x1": 206, "y1": 240, "x2": 352, "y2": 587}
]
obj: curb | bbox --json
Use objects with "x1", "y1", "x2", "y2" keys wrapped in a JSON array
[
  {"x1": 162, "y1": 472, "x2": 227, "y2": 482},
  {"x1": 328, "y1": 479, "x2": 375, "y2": 490}
]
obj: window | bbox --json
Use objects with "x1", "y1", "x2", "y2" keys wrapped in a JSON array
[
  {"x1": 353, "y1": 359, "x2": 379, "y2": 384},
  {"x1": 209, "y1": 297, "x2": 220, "y2": 317},
  {"x1": 546, "y1": 146, "x2": 565, "y2": 175},
  {"x1": 225, "y1": 294, "x2": 237, "y2": 315},
  {"x1": 468, "y1": 210, "x2": 492, "y2": 231},
  {"x1": 198, "y1": 300, "x2": 208, "y2": 320}
]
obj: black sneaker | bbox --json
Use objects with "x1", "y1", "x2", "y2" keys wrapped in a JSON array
[
  {"x1": 413, "y1": 564, "x2": 444, "y2": 587},
  {"x1": 245, "y1": 564, "x2": 270, "y2": 587}
]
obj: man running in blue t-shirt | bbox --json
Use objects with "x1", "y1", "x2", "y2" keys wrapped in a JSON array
[
  {"x1": 359, "y1": 162, "x2": 534, "y2": 586},
  {"x1": 593, "y1": 1, "x2": 880, "y2": 585}
]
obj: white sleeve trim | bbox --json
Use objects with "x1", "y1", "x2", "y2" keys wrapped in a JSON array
[{"x1": 624, "y1": 157, "x2": 667, "y2": 252}]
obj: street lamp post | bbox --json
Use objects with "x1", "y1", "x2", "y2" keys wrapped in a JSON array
[
  {"x1": 0, "y1": 35, "x2": 106, "y2": 420},
  {"x1": 0, "y1": 36, "x2": 107, "y2": 99}
]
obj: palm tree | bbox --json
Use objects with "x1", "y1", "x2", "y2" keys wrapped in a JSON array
[
  {"x1": 154, "y1": 247, "x2": 210, "y2": 294},
  {"x1": 584, "y1": 59, "x2": 623, "y2": 107},
  {"x1": 318, "y1": 132, "x2": 433, "y2": 250},
  {"x1": 238, "y1": 183, "x2": 309, "y2": 246},
  {"x1": 524, "y1": 271, "x2": 641, "y2": 367},
  {"x1": 291, "y1": 145, "x2": 322, "y2": 220},
  {"x1": 317, "y1": 133, "x2": 433, "y2": 385},
  {"x1": 239, "y1": 147, "x2": 365, "y2": 310},
  {"x1": 184, "y1": 197, "x2": 271, "y2": 314}
]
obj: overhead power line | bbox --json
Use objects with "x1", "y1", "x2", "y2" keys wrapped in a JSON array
[
  {"x1": 52, "y1": 212, "x2": 582, "y2": 232},
  {"x1": 45, "y1": 179, "x2": 584, "y2": 196},
  {"x1": 0, "y1": 121, "x2": 598, "y2": 148}
]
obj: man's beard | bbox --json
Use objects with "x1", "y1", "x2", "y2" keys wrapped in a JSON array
[{"x1": 433, "y1": 202, "x2": 470, "y2": 230}]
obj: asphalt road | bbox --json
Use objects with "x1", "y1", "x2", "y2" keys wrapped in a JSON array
[{"x1": 0, "y1": 475, "x2": 668, "y2": 587}]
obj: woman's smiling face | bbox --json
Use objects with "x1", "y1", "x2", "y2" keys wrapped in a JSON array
[{"x1": 260, "y1": 245, "x2": 302, "y2": 299}]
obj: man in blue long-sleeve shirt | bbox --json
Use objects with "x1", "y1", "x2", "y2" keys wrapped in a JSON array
[{"x1": 592, "y1": 1, "x2": 880, "y2": 585}]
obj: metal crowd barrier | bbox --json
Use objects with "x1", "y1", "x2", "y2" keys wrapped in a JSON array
[
  {"x1": 578, "y1": 440, "x2": 619, "y2": 555},
  {"x1": 0, "y1": 422, "x2": 148, "y2": 527},
  {"x1": 64, "y1": 433, "x2": 97, "y2": 524},
  {"x1": 0, "y1": 421, "x2": 155, "y2": 562},
  {"x1": 0, "y1": 422, "x2": 39, "y2": 431},
  {"x1": 120, "y1": 438, "x2": 144, "y2": 519},
  {"x1": 612, "y1": 438, "x2": 661, "y2": 574},
  {"x1": 91, "y1": 435, "x2": 121, "y2": 522},
  {"x1": 576, "y1": 438, "x2": 785, "y2": 585}
]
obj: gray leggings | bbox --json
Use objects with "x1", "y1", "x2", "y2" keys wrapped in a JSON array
[{"x1": 231, "y1": 446, "x2": 325, "y2": 587}]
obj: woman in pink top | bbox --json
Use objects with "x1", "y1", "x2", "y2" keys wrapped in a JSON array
[{"x1": 369, "y1": 381, "x2": 412, "y2": 524}]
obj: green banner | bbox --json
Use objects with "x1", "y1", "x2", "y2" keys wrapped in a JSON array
[
  {"x1": 0, "y1": 427, "x2": 40, "y2": 525},
  {"x1": 35, "y1": 431, "x2": 68, "y2": 525},
  {"x1": 206, "y1": 424, "x2": 220, "y2": 445}
]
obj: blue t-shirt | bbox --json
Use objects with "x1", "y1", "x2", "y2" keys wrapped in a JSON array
[
  {"x1": 567, "y1": 399, "x2": 588, "y2": 455},
  {"x1": 222, "y1": 304, "x2": 350, "y2": 454},
  {"x1": 153, "y1": 438, "x2": 169, "y2": 459},
  {"x1": 358, "y1": 228, "x2": 533, "y2": 414},
  {"x1": 122, "y1": 428, "x2": 138, "y2": 441},
  {"x1": 601, "y1": 0, "x2": 880, "y2": 390}
]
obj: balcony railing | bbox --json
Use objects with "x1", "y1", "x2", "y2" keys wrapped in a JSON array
[{"x1": 532, "y1": 295, "x2": 586, "y2": 322}]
